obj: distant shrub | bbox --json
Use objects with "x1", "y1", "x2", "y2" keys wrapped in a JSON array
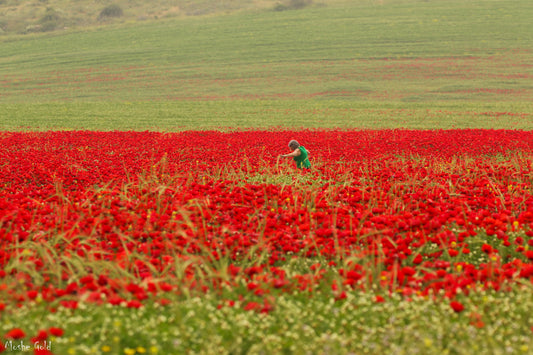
[
  {"x1": 273, "y1": 3, "x2": 289, "y2": 11},
  {"x1": 36, "y1": 7, "x2": 61, "y2": 32},
  {"x1": 274, "y1": 0, "x2": 313, "y2": 11},
  {"x1": 99, "y1": 4, "x2": 123, "y2": 20},
  {"x1": 40, "y1": 7, "x2": 61, "y2": 22},
  {"x1": 289, "y1": 0, "x2": 313, "y2": 9}
]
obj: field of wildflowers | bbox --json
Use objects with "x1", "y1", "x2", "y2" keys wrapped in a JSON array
[
  {"x1": 1, "y1": 129, "x2": 533, "y2": 354},
  {"x1": 1, "y1": 0, "x2": 533, "y2": 353}
]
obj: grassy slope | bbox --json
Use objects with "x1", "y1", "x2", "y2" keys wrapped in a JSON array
[
  {"x1": 0, "y1": 0, "x2": 532, "y2": 130},
  {"x1": 0, "y1": 0, "x2": 326, "y2": 34}
]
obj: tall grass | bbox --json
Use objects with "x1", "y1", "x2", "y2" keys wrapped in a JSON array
[{"x1": 2, "y1": 156, "x2": 533, "y2": 354}]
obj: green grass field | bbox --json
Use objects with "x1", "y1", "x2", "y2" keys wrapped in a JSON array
[{"x1": 1, "y1": 0, "x2": 532, "y2": 131}]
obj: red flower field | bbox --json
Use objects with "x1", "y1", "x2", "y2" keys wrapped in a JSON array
[{"x1": 1, "y1": 129, "x2": 533, "y2": 314}]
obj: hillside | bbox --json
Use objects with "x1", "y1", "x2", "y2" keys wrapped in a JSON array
[
  {"x1": 0, "y1": 0, "x2": 335, "y2": 34},
  {"x1": 0, "y1": 0, "x2": 531, "y2": 130}
]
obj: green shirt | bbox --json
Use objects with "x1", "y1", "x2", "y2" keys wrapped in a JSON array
[{"x1": 293, "y1": 146, "x2": 311, "y2": 169}]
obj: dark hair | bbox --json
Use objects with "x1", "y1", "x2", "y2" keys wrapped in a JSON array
[{"x1": 288, "y1": 140, "x2": 300, "y2": 149}]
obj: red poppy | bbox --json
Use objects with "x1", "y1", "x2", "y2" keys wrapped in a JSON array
[
  {"x1": 33, "y1": 329, "x2": 48, "y2": 342},
  {"x1": 481, "y1": 244, "x2": 493, "y2": 254},
  {"x1": 525, "y1": 250, "x2": 533, "y2": 261},
  {"x1": 48, "y1": 327, "x2": 64, "y2": 337},
  {"x1": 450, "y1": 301, "x2": 465, "y2": 313},
  {"x1": 243, "y1": 301, "x2": 260, "y2": 311},
  {"x1": 5, "y1": 328, "x2": 25, "y2": 339}
]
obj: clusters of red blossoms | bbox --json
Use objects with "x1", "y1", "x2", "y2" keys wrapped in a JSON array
[{"x1": 1, "y1": 129, "x2": 533, "y2": 313}]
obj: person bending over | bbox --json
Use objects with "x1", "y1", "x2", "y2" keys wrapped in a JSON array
[{"x1": 280, "y1": 140, "x2": 311, "y2": 169}]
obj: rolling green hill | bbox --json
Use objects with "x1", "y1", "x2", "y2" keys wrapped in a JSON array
[
  {"x1": 0, "y1": 0, "x2": 532, "y2": 130},
  {"x1": 0, "y1": 0, "x2": 326, "y2": 34}
]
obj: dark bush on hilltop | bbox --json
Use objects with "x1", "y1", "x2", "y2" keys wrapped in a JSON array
[
  {"x1": 98, "y1": 4, "x2": 123, "y2": 20},
  {"x1": 31, "y1": 7, "x2": 62, "y2": 32},
  {"x1": 274, "y1": 0, "x2": 313, "y2": 11}
]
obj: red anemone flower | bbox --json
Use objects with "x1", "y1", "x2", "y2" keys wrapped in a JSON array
[
  {"x1": 5, "y1": 328, "x2": 26, "y2": 339},
  {"x1": 450, "y1": 301, "x2": 465, "y2": 313}
]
